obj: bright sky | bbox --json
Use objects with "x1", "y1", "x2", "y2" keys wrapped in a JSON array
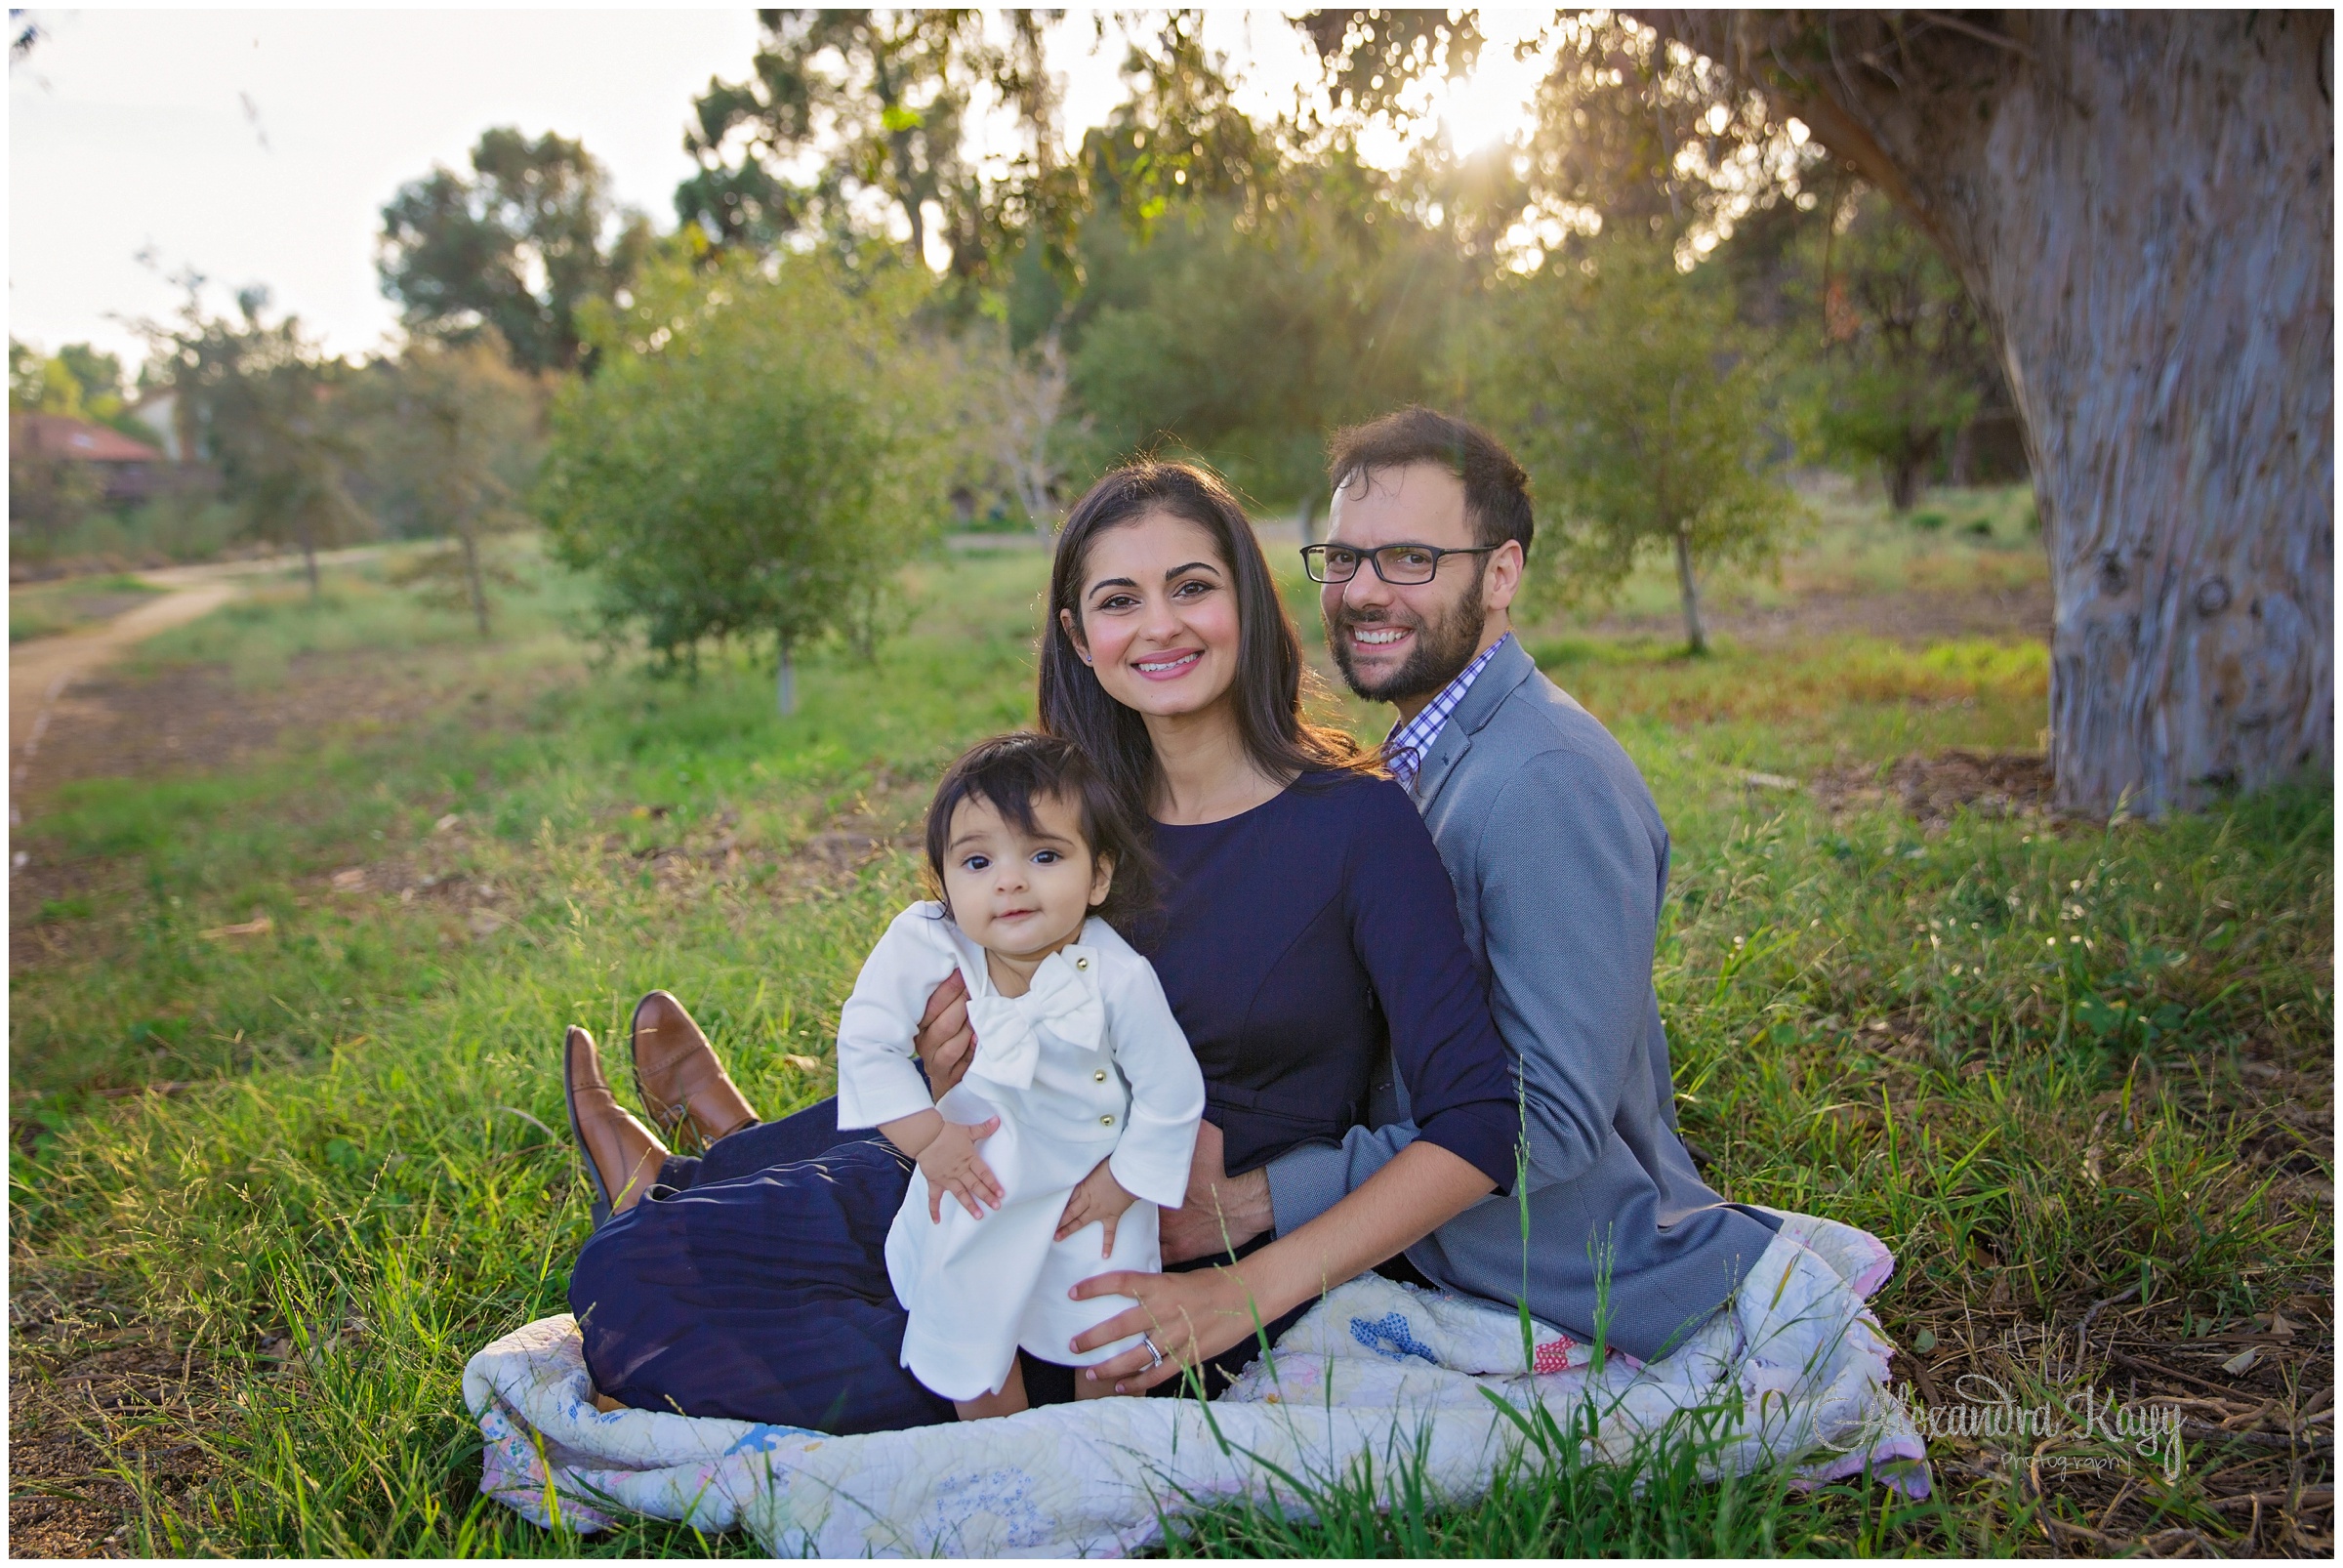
[{"x1": 9, "y1": 8, "x2": 1548, "y2": 374}]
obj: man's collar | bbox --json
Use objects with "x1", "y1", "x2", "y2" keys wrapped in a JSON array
[
  {"x1": 1385, "y1": 633, "x2": 1511, "y2": 751},
  {"x1": 1446, "y1": 632, "x2": 1536, "y2": 739},
  {"x1": 1382, "y1": 633, "x2": 1534, "y2": 798}
]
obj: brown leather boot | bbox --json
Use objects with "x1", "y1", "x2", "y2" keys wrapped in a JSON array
[
  {"x1": 563, "y1": 1025, "x2": 666, "y2": 1227},
  {"x1": 631, "y1": 991, "x2": 760, "y2": 1150}
]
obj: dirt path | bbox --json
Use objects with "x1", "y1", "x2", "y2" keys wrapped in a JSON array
[{"x1": 9, "y1": 549, "x2": 387, "y2": 804}]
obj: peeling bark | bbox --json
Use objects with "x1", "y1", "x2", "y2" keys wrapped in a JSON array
[{"x1": 1647, "y1": 11, "x2": 2332, "y2": 814}]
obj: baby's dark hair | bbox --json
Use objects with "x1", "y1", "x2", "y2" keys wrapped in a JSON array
[{"x1": 923, "y1": 732, "x2": 1156, "y2": 929}]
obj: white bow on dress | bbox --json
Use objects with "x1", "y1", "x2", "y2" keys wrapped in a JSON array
[{"x1": 962, "y1": 945, "x2": 1106, "y2": 1091}]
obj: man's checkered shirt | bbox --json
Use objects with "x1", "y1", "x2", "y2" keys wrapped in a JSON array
[{"x1": 1381, "y1": 633, "x2": 1513, "y2": 791}]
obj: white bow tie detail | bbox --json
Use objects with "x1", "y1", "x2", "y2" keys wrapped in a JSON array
[{"x1": 962, "y1": 946, "x2": 1106, "y2": 1092}]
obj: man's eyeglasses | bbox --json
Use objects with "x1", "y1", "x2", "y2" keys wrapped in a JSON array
[{"x1": 1300, "y1": 542, "x2": 1500, "y2": 586}]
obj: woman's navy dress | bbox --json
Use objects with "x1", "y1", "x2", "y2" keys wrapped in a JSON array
[{"x1": 568, "y1": 771, "x2": 1518, "y2": 1433}]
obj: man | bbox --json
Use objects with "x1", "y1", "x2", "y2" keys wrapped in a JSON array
[{"x1": 1162, "y1": 405, "x2": 1780, "y2": 1362}]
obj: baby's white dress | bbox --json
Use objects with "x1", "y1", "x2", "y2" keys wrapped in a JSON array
[{"x1": 834, "y1": 904, "x2": 1206, "y2": 1402}]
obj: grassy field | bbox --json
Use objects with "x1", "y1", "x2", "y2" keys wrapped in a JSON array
[
  {"x1": 8, "y1": 497, "x2": 2331, "y2": 1555},
  {"x1": 8, "y1": 574, "x2": 168, "y2": 643}
]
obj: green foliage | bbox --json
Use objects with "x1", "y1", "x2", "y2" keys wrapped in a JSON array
[
  {"x1": 8, "y1": 336, "x2": 154, "y2": 439},
  {"x1": 379, "y1": 128, "x2": 653, "y2": 376},
  {"x1": 1479, "y1": 234, "x2": 1805, "y2": 651},
  {"x1": 533, "y1": 251, "x2": 952, "y2": 707},
  {"x1": 677, "y1": 10, "x2": 1063, "y2": 285},
  {"x1": 8, "y1": 493, "x2": 246, "y2": 573},
  {"x1": 139, "y1": 289, "x2": 373, "y2": 588},
  {"x1": 1074, "y1": 14, "x2": 1289, "y2": 241},
  {"x1": 344, "y1": 336, "x2": 547, "y2": 635},
  {"x1": 1062, "y1": 172, "x2": 1467, "y2": 509},
  {"x1": 1799, "y1": 191, "x2": 2002, "y2": 510},
  {"x1": 9, "y1": 335, "x2": 162, "y2": 461},
  {"x1": 7, "y1": 424, "x2": 108, "y2": 544}
]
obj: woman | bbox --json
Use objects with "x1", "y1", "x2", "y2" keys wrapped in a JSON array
[{"x1": 562, "y1": 462, "x2": 1520, "y2": 1431}]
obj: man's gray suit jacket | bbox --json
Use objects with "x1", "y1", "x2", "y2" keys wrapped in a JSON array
[{"x1": 1264, "y1": 635, "x2": 1780, "y2": 1361}]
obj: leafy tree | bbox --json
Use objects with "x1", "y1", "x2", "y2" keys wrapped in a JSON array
[
  {"x1": 346, "y1": 337, "x2": 545, "y2": 635},
  {"x1": 1479, "y1": 234, "x2": 1803, "y2": 654},
  {"x1": 7, "y1": 337, "x2": 154, "y2": 441},
  {"x1": 534, "y1": 250, "x2": 951, "y2": 713},
  {"x1": 141, "y1": 288, "x2": 371, "y2": 596},
  {"x1": 1800, "y1": 187, "x2": 1999, "y2": 510},
  {"x1": 677, "y1": 10, "x2": 1067, "y2": 285},
  {"x1": 1065, "y1": 189, "x2": 1466, "y2": 512},
  {"x1": 379, "y1": 128, "x2": 652, "y2": 375},
  {"x1": 1075, "y1": 13, "x2": 1288, "y2": 242}
]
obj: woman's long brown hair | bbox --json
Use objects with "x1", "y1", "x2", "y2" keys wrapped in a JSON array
[{"x1": 1038, "y1": 461, "x2": 1369, "y2": 817}]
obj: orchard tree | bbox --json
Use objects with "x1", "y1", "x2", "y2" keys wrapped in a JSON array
[
  {"x1": 534, "y1": 249, "x2": 951, "y2": 714},
  {"x1": 947, "y1": 324, "x2": 1075, "y2": 541},
  {"x1": 348, "y1": 336, "x2": 545, "y2": 635},
  {"x1": 1640, "y1": 10, "x2": 2331, "y2": 815},
  {"x1": 142, "y1": 288, "x2": 370, "y2": 597},
  {"x1": 379, "y1": 128, "x2": 653, "y2": 375},
  {"x1": 1064, "y1": 161, "x2": 1470, "y2": 512},
  {"x1": 1479, "y1": 234, "x2": 1802, "y2": 655},
  {"x1": 1804, "y1": 187, "x2": 2001, "y2": 511}
]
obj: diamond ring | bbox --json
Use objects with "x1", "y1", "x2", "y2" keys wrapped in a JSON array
[{"x1": 1141, "y1": 1335, "x2": 1168, "y2": 1371}]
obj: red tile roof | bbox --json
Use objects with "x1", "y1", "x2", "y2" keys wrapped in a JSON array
[{"x1": 11, "y1": 412, "x2": 166, "y2": 464}]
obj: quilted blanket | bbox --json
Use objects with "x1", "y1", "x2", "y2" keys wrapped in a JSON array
[{"x1": 464, "y1": 1211, "x2": 1928, "y2": 1555}]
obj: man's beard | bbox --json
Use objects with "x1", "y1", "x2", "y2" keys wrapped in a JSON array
[{"x1": 1328, "y1": 574, "x2": 1490, "y2": 705}]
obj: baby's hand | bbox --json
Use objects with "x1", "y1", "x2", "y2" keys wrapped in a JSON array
[
  {"x1": 920, "y1": 1118, "x2": 1005, "y2": 1221},
  {"x1": 1054, "y1": 1158, "x2": 1138, "y2": 1258}
]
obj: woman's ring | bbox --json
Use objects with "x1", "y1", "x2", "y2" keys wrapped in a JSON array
[{"x1": 1141, "y1": 1335, "x2": 1167, "y2": 1371}]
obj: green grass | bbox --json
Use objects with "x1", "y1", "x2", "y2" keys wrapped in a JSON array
[
  {"x1": 9, "y1": 515, "x2": 2329, "y2": 1556},
  {"x1": 9, "y1": 572, "x2": 168, "y2": 641},
  {"x1": 1567, "y1": 475, "x2": 2046, "y2": 628}
]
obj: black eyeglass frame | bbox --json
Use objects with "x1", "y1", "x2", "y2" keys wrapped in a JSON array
[{"x1": 1299, "y1": 541, "x2": 1501, "y2": 585}]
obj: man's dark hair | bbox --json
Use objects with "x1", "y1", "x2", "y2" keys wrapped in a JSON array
[
  {"x1": 1325, "y1": 406, "x2": 1535, "y2": 556},
  {"x1": 923, "y1": 731, "x2": 1156, "y2": 929}
]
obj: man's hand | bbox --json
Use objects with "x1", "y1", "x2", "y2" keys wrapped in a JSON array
[
  {"x1": 1054, "y1": 1158, "x2": 1137, "y2": 1258},
  {"x1": 1160, "y1": 1120, "x2": 1273, "y2": 1264},
  {"x1": 914, "y1": 970, "x2": 975, "y2": 1099}
]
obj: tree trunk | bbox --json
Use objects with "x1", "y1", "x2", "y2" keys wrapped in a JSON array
[
  {"x1": 1672, "y1": 524, "x2": 1708, "y2": 655},
  {"x1": 459, "y1": 529, "x2": 490, "y2": 638},
  {"x1": 1648, "y1": 12, "x2": 2333, "y2": 815},
  {"x1": 300, "y1": 528, "x2": 320, "y2": 600},
  {"x1": 775, "y1": 639, "x2": 797, "y2": 717},
  {"x1": 1886, "y1": 452, "x2": 1923, "y2": 513}
]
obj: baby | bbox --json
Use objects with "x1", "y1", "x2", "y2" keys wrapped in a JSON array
[{"x1": 834, "y1": 732, "x2": 1205, "y2": 1420}]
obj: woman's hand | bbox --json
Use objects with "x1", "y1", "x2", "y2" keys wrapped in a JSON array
[
  {"x1": 915, "y1": 1118, "x2": 1005, "y2": 1221},
  {"x1": 1054, "y1": 1158, "x2": 1137, "y2": 1257},
  {"x1": 1067, "y1": 1141, "x2": 1498, "y2": 1393},
  {"x1": 914, "y1": 971, "x2": 975, "y2": 1098},
  {"x1": 1065, "y1": 1265, "x2": 1267, "y2": 1394}
]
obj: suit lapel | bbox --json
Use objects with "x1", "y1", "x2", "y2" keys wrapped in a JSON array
[{"x1": 1409, "y1": 637, "x2": 1537, "y2": 812}]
